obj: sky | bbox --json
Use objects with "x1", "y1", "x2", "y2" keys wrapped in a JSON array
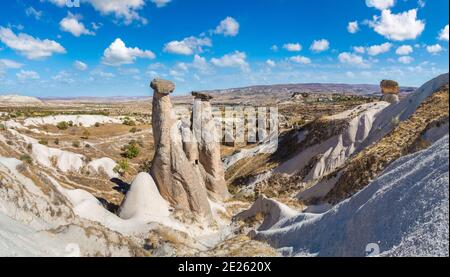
[{"x1": 0, "y1": 0, "x2": 448, "y2": 97}]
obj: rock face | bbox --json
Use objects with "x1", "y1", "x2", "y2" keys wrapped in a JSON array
[
  {"x1": 150, "y1": 79, "x2": 212, "y2": 218},
  {"x1": 119, "y1": 172, "x2": 170, "y2": 220},
  {"x1": 380, "y1": 80, "x2": 400, "y2": 104},
  {"x1": 192, "y1": 92, "x2": 230, "y2": 201}
]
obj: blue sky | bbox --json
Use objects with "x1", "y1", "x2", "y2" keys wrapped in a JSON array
[{"x1": 0, "y1": 0, "x2": 448, "y2": 97}]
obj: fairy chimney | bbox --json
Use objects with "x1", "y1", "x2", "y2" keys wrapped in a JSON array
[
  {"x1": 192, "y1": 91, "x2": 230, "y2": 202},
  {"x1": 149, "y1": 79, "x2": 212, "y2": 217}
]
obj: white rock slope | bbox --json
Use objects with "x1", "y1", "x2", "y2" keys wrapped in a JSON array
[{"x1": 243, "y1": 135, "x2": 449, "y2": 257}]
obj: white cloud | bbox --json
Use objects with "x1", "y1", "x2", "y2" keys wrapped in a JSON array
[
  {"x1": 16, "y1": 69, "x2": 40, "y2": 80},
  {"x1": 310, "y1": 39, "x2": 329, "y2": 52},
  {"x1": 398, "y1": 56, "x2": 414, "y2": 64},
  {"x1": 283, "y1": 43, "x2": 302, "y2": 52},
  {"x1": 396, "y1": 45, "x2": 413, "y2": 55},
  {"x1": 26, "y1": 7, "x2": 43, "y2": 20},
  {"x1": 0, "y1": 27, "x2": 66, "y2": 60},
  {"x1": 346, "y1": 71, "x2": 356, "y2": 78},
  {"x1": 164, "y1": 36, "x2": 212, "y2": 55},
  {"x1": 438, "y1": 25, "x2": 449, "y2": 41},
  {"x1": 52, "y1": 70, "x2": 75, "y2": 84},
  {"x1": 266, "y1": 59, "x2": 276, "y2": 67},
  {"x1": 151, "y1": 0, "x2": 171, "y2": 8},
  {"x1": 73, "y1": 60, "x2": 88, "y2": 71},
  {"x1": 353, "y1": 46, "x2": 365, "y2": 54},
  {"x1": 211, "y1": 51, "x2": 249, "y2": 71},
  {"x1": 45, "y1": 0, "x2": 147, "y2": 25},
  {"x1": 214, "y1": 17, "x2": 240, "y2": 37},
  {"x1": 367, "y1": 42, "x2": 392, "y2": 55},
  {"x1": 192, "y1": 55, "x2": 211, "y2": 74},
  {"x1": 366, "y1": 0, "x2": 395, "y2": 10},
  {"x1": 369, "y1": 9, "x2": 425, "y2": 41},
  {"x1": 102, "y1": 38, "x2": 155, "y2": 66},
  {"x1": 338, "y1": 52, "x2": 368, "y2": 67},
  {"x1": 60, "y1": 12, "x2": 94, "y2": 37},
  {"x1": 426, "y1": 44, "x2": 443, "y2": 54},
  {"x1": 289, "y1": 56, "x2": 311, "y2": 64},
  {"x1": 347, "y1": 21, "x2": 359, "y2": 34},
  {"x1": 271, "y1": 45, "x2": 279, "y2": 52},
  {"x1": 90, "y1": 69, "x2": 115, "y2": 78},
  {"x1": 0, "y1": 59, "x2": 23, "y2": 69}
]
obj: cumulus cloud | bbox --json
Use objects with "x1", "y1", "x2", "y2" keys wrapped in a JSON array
[
  {"x1": 338, "y1": 52, "x2": 369, "y2": 67},
  {"x1": 45, "y1": 0, "x2": 147, "y2": 25},
  {"x1": 353, "y1": 46, "x2": 365, "y2": 54},
  {"x1": 151, "y1": 0, "x2": 171, "y2": 8},
  {"x1": 283, "y1": 43, "x2": 302, "y2": 52},
  {"x1": 289, "y1": 56, "x2": 311, "y2": 64},
  {"x1": 60, "y1": 12, "x2": 94, "y2": 37},
  {"x1": 426, "y1": 44, "x2": 443, "y2": 54},
  {"x1": 439, "y1": 25, "x2": 449, "y2": 41},
  {"x1": 192, "y1": 55, "x2": 211, "y2": 74},
  {"x1": 367, "y1": 42, "x2": 392, "y2": 55},
  {"x1": 73, "y1": 60, "x2": 88, "y2": 71},
  {"x1": 0, "y1": 59, "x2": 23, "y2": 69},
  {"x1": 369, "y1": 9, "x2": 425, "y2": 41},
  {"x1": 271, "y1": 45, "x2": 279, "y2": 52},
  {"x1": 398, "y1": 56, "x2": 414, "y2": 64},
  {"x1": 0, "y1": 27, "x2": 66, "y2": 60},
  {"x1": 310, "y1": 39, "x2": 329, "y2": 52},
  {"x1": 347, "y1": 21, "x2": 359, "y2": 34},
  {"x1": 214, "y1": 17, "x2": 240, "y2": 37},
  {"x1": 365, "y1": 0, "x2": 395, "y2": 10},
  {"x1": 16, "y1": 69, "x2": 40, "y2": 80},
  {"x1": 211, "y1": 51, "x2": 249, "y2": 71},
  {"x1": 164, "y1": 36, "x2": 212, "y2": 55},
  {"x1": 266, "y1": 59, "x2": 276, "y2": 67},
  {"x1": 102, "y1": 38, "x2": 155, "y2": 66},
  {"x1": 396, "y1": 45, "x2": 413, "y2": 55}
]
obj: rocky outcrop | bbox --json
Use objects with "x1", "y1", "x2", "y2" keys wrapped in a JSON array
[
  {"x1": 381, "y1": 80, "x2": 400, "y2": 104},
  {"x1": 150, "y1": 79, "x2": 212, "y2": 218},
  {"x1": 192, "y1": 92, "x2": 230, "y2": 201}
]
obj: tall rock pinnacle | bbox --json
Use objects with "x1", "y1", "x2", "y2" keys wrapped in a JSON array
[{"x1": 149, "y1": 79, "x2": 212, "y2": 218}]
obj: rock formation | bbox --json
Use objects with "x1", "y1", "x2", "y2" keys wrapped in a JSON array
[
  {"x1": 150, "y1": 79, "x2": 212, "y2": 218},
  {"x1": 380, "y1": 80, "x2": 400, "y2": 104},
  {"x1": 191, "y1": 92, "x2": 230, "y2": 201}
]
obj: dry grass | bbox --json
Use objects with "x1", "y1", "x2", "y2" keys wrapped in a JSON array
[{"x1": 325, "y1": 86, "x2": 449, "y2": 204}]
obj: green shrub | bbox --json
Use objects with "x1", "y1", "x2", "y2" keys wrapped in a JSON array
[
  {"x1": 121, "y1": 141, "x2": 140, "y2": 159},
  {"x1": 114, "y1": 160, "x2": 130, "y2": 176},
  {"x1": 38, "y1": 139, "x2": 48, "y2": 145},
  {"x1": 20, "y1": 154, "x2": 33, "y2": 165},
  {"x1": 56, "y1": 121, "x2": 69, "y2": 130}
]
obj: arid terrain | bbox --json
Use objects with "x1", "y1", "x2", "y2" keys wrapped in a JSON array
[{"x1": 0, "y1": 75, "x2": 448, "y2": 257}]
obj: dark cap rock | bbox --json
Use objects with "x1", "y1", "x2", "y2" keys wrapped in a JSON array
[
  {"x1": 151, "y1": 79, "x2": 175, "y2": 95},
  {"x1": 192, "y1": 91, "x2": 213, "y2": 101},
  {"x1": 380, "y1": 80, "x2": 399, "y2": 95}
]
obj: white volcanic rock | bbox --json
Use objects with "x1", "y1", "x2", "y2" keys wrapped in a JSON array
[
  {"x1": 24, "y1": 115, "x2": 121, "y2": 127},
  {"x1": 119, "y1": 173, "x2": 170, "y2": 220},
  {"x1": 0, "y1": 95, "x2": 43, "y2": 106},
  {"x1": 243, "y1": 135, "x2": 449, "y2": 257},
  {"x1": 150, "y1": 79, "x2": 212, "y2": 218}
]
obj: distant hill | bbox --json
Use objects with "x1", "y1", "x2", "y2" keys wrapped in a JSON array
[
  {"x1": 201, "y1": 83, "x2": 416, "y2": 96},
  {"x1": 0, "y1": 95, "x2": 43, "y2": 106}
]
